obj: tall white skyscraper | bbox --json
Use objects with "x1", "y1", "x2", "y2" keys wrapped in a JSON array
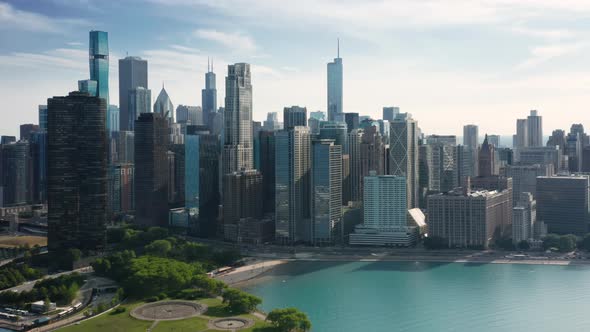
[
  {"x1": 327, "y1": 39, "x2": 343, "y2": 122},
  {"x1": 527, "y1": 110, "x2": 543, "y2": 147},
  {"x1": 223, "y1": 63, "x2": 253, "y2": 173},
  {"x1": 390, "y1": 113, "x2": 419, "y2": 209}
]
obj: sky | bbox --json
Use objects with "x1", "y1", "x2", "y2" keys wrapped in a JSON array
[{"x1": 2, "y1": 0, "x2": 590, "y2": 138}]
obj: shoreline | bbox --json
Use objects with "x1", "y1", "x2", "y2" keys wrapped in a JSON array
[{"x1": 218, "y1": 254, "x2": 590, "y2": 285}]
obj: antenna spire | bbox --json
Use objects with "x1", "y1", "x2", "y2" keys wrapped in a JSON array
[
  {"x1": 211, "y1": 58, "x2": 214, "y2": 72},
  {"x1": 337, "y1": 38, "x2": 340, "y2": 58},
  {"x1": 207, "y1": 57, "x2": 210, "y2": 72}
]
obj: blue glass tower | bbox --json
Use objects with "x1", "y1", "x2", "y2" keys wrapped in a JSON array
[{"x1": 89, "y1": 31, "x2": 109, "y2": 105}]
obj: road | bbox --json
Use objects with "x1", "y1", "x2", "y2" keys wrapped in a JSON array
[{"x1": 4, "y1": 266, "x2": 93, "y2": 293}]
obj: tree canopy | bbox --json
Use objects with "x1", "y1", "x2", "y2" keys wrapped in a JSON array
[{"x1": 267, "y1": 308, "x2": 312, "y2": 332}]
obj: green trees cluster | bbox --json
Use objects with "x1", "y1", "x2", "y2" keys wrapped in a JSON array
[
  {"x1": 0, "y1": 263, "x2": 43, "y2": 290},
  {"x1": 542, "y1": 234, "x2": 577, "y2": 252},
  {"x1": 267, "y1": 308, "x2": 312, "y2": 332},
  {"x1": 222, "y1": 288, "x2": 262, "y2": 313},
  {"x1": 0, "y1": 273, "x2": 83, "y2": 308}
]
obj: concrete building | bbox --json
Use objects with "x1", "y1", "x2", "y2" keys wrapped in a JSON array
[
  {"x1": 512, "y1": 192, "x2": 536, "y2": 244},
  {"x1": 176, "y1": 105, "x2": 203, "y2": 125},
  {"x1": 536, "y1": 175, "x2": 589, "y2": 235},
  {"x1": 503, "y1": 163, "x2": 553, "y2": 203},
  {"x1": 382, "y1": 106, "x2": 399, "y2": 122},
  {"x1": 275, "y1": 126, "x2": 311, "y2": 243},
  {"x1": 463, "y1": 124, "x2": 479, "y2": 177},
  {"x1": 427, "y1": 187, "x2": 512, "y2": 248},
  {"x1": 519, "y1": 146, "x2": 561, "y2": 172}
]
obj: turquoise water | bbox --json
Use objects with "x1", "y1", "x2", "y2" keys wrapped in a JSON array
[{"x1": 241, "y1": 261, "x2": 590, "y2": 331}]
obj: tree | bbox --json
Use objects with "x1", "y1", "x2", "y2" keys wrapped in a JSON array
[
  {"x1": 267, "y1": 308, "x2": 312, "y2": 332},
  {"x1": 145, "y1": 239, "x2": 172, "y2": 257},
  {"x1": 542, "y1": 234, "x2": 560, "y2": 251},
  {"x1": 517, "y1": 240, "x2": 530, "y2": 250},
  {"x1": 558, "y1": 235, "x2": 576, "y2": 252},
  {"x1": 495, "y1": 237, "x2": 514, "y2": 250},
  {"x1": 222, "y1": 288, "x2": 262, "y2": 313},
  {"x1": 193, "y1": 275, "x2": 226, "y2": 297},
  {"x1": 582, "y1": 233, "x2": 590, "y2": 251}
]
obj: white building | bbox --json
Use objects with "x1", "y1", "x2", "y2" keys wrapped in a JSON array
[
  {"x1": 349, "y1": 171, "x2": 416, "y2": 246},
  {"x1": 512, "y1": 192, "x2": 536, "y2": 244}
]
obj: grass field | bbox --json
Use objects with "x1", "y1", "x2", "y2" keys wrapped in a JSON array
[
  {"x1": 58, "y1": 298, "x2": 279, "y2": 332},
  {"x1": 0, "y1": 235, "x2": 47, "y2": 248}
]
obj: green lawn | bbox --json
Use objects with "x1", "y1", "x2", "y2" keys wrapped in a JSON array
[
  {"x1": 59, "y1": 302, "x2": 151, "y2": 332},
  {"x1": 58, "y1": 298, "x2": 279, "y2": 332}
]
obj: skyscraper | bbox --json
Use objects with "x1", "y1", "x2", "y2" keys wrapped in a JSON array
[
  {"x1": 463, "y1": 124, "x2": 478, "y2": 176},
  {"x1": 311, "y1": 139, "x2": 342, "y2": 245},
  {"x1": 38, "y1": 105, "x2": 48, "y2": 132},
  {"x1": 527, "y1": 110, "x2": 543, "y2": 147},
  {"x1": 128, "y1": 87, "x2": 152, "y2": 131},
  {"x1": 154, "y1": 86, "x2": 174, "y2": 121},
  {"x1": 134, "y1": 112, "x2": 170, "y2": 227},
  {"x1": 0, "y1": 141, "x2": 30, "y2": 206},
  {"x1": 382, "y1": 107, "x2": 399, "y2": 122},
  {"x1": 89, "y1": 31, "x2": 109, "y2": 104},
  {"x1": 107, "y1": 105, "x2": 120, "y2": 135},
  {"x1": 263, "y1": 112, "x2": 281, "y2": 131},
  {"x1": 259, "y1": 131, "x2": 276, "y2": 214},
  {"x1": 223, "y1": 63, "x2": 253, "y2": 173},
  {"x1": 348, "y1": 129, "x2": 363, "y2": 202},
  {"x1": 176, "y1": 105, "x2": 203, "y2": 125},
  {"x1": 118, "y1": 56, "x2": 148, "y2": 131},
  {"x1": 536, "y1": 175, "x2": 589, "y2": 235},
  {"x1": 283, "y1": 106, "x2": 307, "y2": 129},
  {"x1": 478, "y1": 135, "x2": 495, "y2": 177},
  {"x1": 222, "y1": 170, "x2": 263, "y2": 229},
  {"x1": 389, "y1": 113, "x2": 419, "y2": 209},
  {"x1": 275, "y1": 126, "x2": 312, "y2": 243},
  {"x1": 344, "y1": 112, "x2": 359, "y2": 133},
  {"x1": 327, "y1": 39, "x2": 343, "y2": 122},
  {"x1": 185, "y1": 125, "x2": 219, "y2": 236},
  {"x1": 202, "y1": 59, "x2": 217, "y2": 128},
  {"x1": 349, "y1": 172, "x2": 417, "y2": 246},
  {"x1": 47, "y1": 91, "x2": 108, "y2": 252},
  {"x1": 514, "y1": 118, "x2": 528, "y2": 149}
]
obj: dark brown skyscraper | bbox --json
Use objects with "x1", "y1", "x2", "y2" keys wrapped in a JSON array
[
  {"x1": 47, "y1": 91, "x2": 108, "y2": 253},
  {"x1": 478, "y1": 135, "x2": 495, "y2": 177},
  {"x1": 135, "y1": 112, "x2": 170, "y2": 227}
]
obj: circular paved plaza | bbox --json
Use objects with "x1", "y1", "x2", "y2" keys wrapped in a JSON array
[
  {"x1": 209, "y1": 317, "x2": 254, "y2": 330},
  {"x1": 130, "y1": 301, "x2": 207, "y2": 321}
]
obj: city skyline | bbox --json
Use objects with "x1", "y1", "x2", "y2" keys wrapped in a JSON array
[{"x1": 4, "y1": 1, "x2": 590, "y2": 137}]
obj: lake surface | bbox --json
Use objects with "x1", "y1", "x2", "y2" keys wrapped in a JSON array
[{"x1": 241, "y1": 261, "x2": 590, "y2": 332}]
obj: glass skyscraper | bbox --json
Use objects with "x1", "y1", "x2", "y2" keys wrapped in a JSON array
[
  {"x1": 327, "y1": 40, "x2": 343, "y2": 122},
  {"x1": 202, "y1": 60, "x2": 217, "y2": 128},
  {"x1": 118, "y1": 56, "x2": 148, "y2": 131},
  {"x1": 89, "y1": 31, "x2": 109, "y2": 105}
]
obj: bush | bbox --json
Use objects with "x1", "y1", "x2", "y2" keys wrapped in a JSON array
[
  {"x1": 146, "y1": 296, "x2": 159, "y2": 302},
  {"x1": 112, "y1": 306, "x2": 126, "y2": 314}
]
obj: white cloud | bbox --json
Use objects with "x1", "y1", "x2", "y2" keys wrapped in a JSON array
[
  {"x1": 0, "y1": 48, "x2": 87, "y2": 71},
  {"x1": 516, "y1": 42, "x2": 586, "y2": 69},
  {"x1": 0, "y1": 2, "x2": 89, "y2": 33},
  {"x1": 193, "y1": 29, "x2": 256, "y2": 53}
]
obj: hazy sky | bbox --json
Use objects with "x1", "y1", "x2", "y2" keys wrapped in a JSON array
[{"x1": 2, "y1": 0, "x2": 590, "y2": 138}]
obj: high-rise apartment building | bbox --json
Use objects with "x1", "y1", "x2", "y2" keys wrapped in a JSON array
[
  {"x1": 47, "y1": 91, "x2": 107, "y2": 252},
  {"x1": 512, "y1": 192, "x2": 536, "y2": 244},
  {"x1": 38, "y1": 105, "x2": 48, "y2": 132},
  {"x1": 118, "y1": 56, "x2": 148, "y2": 131},
  {"x1": 428, "y1": 187, "x2": 512, "y2": 248},
  {"x1": 275, "y1": 126, "x2": 311, "y2": 243},
  {"x1": 0, "y1": 141, "x2": 30, "y2": 206},
  {"x1": 223, "y1": 63, "x2": 253, "y2": 173}
]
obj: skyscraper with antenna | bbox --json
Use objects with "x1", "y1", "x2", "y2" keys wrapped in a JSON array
[
  {"x1": 327, "y1": 38, "x2": 343, "y2": 122},
  {"x1": 202, "y1": 57, "x2": 217, "y2": 128}
]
